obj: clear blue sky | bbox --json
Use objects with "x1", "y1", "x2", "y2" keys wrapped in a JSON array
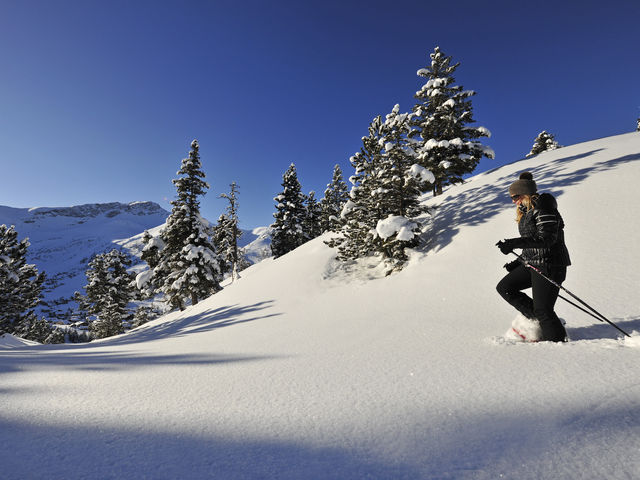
[{"x1": 1, "y1": 0, "x2": 638, "y2": 228}]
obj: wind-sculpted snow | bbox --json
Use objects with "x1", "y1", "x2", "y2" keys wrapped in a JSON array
[{"x1": 1, "y1": 133, "x2": 640, "y2": 479}]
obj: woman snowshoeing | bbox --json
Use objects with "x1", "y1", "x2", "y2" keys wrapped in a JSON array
[{"x1": 496, "y1": 171, "x2": 571, "y2": 342}]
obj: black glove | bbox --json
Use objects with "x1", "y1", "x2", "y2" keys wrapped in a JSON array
[
  {"x1": 496, "y1": 238, "x2": 521, "y2": 255},
  {"x1": 503, "y1": 260, "x2": 520, "y2": 272}
]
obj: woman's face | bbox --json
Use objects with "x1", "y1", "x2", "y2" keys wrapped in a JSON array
[{"x1": 511, "y1": 194, "x2": 524, "y2": 205}]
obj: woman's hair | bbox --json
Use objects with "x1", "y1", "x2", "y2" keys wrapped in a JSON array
[{"x1": 516, "y1": 194, "x2": 539, "y2": 223}]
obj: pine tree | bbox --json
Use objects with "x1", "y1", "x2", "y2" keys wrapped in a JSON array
[
  {"x1": 304, "y1": 191, "x2": 323, "y2": 240},
  {"x1": 21, "y1": 317, "x2": 58, "y2": 343},
  {"x1": 320, "y1": 165, "x2": 349, "y2": 233},
  {"x1": 151, "y1": 140, "x2": 223, "y2": 310},
  {"x1": 326, "y1": 115, "x2": 386, "y2": 261},
  {"x1": 411, "y1": 46, "x2": 493, "y2": 195},
  {"x1": 140, "y1": 230, "x2": 161, "y2": 269},
  {"x1": 75, "y1": 249, "x2": 134, "y2": 339},
  {"x1": 327, "y1": 106, "x2": 431, "y2": 271},
  {"x1": 213, "y1": 214, "x2": 233, "y2": 277},
  {"x1": 0, "y1": 224, "x2": 45, "y2": 335},
  {"x1": 373, "y1": 105, "x2": 430, "y2": 268},
  {"x1": 131, "y1": 304, "x2": 160, "y2": 328},
  {"x1": 636, "y1": 117, "x2": 639, "y2": 132},
  {"x1": 527, "y1": 130, "x2": 561, "y2": 157},
  {"x1": 271, "y1": 163, "x2": 307, "y2": 258},
  {"x1": 137, "y1": 232, "x2": 165, "y2": 300},
  {"x1": 218, "y1": 182, "x2": 243, "y2": 281}
]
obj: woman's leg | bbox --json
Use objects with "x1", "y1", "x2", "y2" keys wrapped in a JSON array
[
  {"x1": 532, "y1": 266, "x2": 568, "y2": 342},
  {"x1": 496, "y1": 264, "x2": 535, "y2": 318}
]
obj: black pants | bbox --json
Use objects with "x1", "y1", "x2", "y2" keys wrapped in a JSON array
[{"x1": 496, "y1": 263, "x2": 568, "y2": 342}]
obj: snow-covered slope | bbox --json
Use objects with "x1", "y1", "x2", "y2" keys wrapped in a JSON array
[
  {"x1": 240, "y1": 225, "x2": 272, "y2": 264},
  {"x1": 0, "y1": 201, "x2": 170, "y2": 319},
  {"x1": 2, "y1": 133, "x2": 640, "y2": 479}
]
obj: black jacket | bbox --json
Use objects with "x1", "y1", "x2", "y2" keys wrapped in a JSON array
[{"x1": 510, "y1": 193, "x2": 571, "y2": 267}]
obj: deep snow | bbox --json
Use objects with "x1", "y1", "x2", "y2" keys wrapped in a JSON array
[{"x1": 2, "y1": 133, "x2": 640, "y2": 479}]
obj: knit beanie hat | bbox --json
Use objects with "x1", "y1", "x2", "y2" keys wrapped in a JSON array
[{"x1": 508, "y1": 172, "x2": 537, "y2": 196}]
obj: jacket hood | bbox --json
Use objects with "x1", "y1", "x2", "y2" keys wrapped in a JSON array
[{"x1": 535, "y1": 192, "x2": 557, "y2": 210}]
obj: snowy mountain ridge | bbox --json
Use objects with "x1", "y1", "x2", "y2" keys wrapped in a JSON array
[
  {"x1": 26, "y1": 201, "x2": 168, "y2": 219},
  {"x1": 2, "y1": 132, "x2": 640, "y2": 479},
  {"x1": 0, "y1": 201, "x2": 167, "y2": 222}
]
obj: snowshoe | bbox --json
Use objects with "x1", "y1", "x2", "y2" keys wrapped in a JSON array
[{"x1": 504, "y1": 314, "x2": 542, "y2": 343}]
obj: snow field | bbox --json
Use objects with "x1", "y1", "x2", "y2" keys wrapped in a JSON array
[{"x1": 2, "y1": 133, "x2": 640, "y2": 479}]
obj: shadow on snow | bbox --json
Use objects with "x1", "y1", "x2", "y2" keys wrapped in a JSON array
[
  {"x1": 1, "y1": 403, "x2": 639, "y2": 479},
  {"x1": 567, "y1": 316, "x2": 640, "y2": 341},
  {"x1": 113, "y1": 300, "x2": 282, "y2": 345},
  {"x1": 0, "y1": 418, "x2": 423, "y2": 480},
  {"x1": 421, "y1": 149, "x2": 640, "y2": 254},
  {"x1": 0, "y1": 301, "x2": 284, "y2": 376}
]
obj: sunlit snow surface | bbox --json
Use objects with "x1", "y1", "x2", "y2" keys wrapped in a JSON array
[{"x1": 2, "y1": 133, "x2": 640, "y2": 479}]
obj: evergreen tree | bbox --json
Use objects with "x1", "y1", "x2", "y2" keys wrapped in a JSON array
[
  {"x1": 527, "y1": 130, "x2": 561, "y2": 157},
  {"x1": 140, "y1": 230, "x2": 161, "y2": 269},
  {"x1": 137, "y1": 232, "x2": 165, "y2": 300},
  {"x1": 21, "y1": 317, "x2": 62, "y2": 343},
  {"x1": 213, "y1": 214, "x2": 233, "y2": 277},
  {"x1": 0, "y1": 224, "x2": 45, "y2": 335},
  {"x1": 131, "y1": 304, "x2": 160, "y2": 328},
  {"x1": 326, "y1": 115, "x2": 386, "y2": 261},
  {"x1": 218, "y1": 182, "x2": 243, "y2": 281},
  {"x1": 636, "y1": 117, "x2": 639, "y2": 132},
  {"x1": 271, "y1": 163, "x2": 307, "y2": 258},
  {"x1": 411, "y1": 46, "x2": 493, "y2": 195},
  {"x1": 304, "y1": 191, "x2": 323, "y2": 240},
  {"x1": 75, "y1": 249, "x2": 134, "y2": 339},
  {"x1": 320, "y1": 165, "x2": 349, "y2": 233},
  {"x1": 151, "y1": 140, "x2": 223, "y2": 310},
  {"x1": 328, "y1": 106, "x2": 431, "y2": 271}
]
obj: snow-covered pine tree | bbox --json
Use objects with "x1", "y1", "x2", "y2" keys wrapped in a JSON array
[
  {"x1": 218, "y1": 182, "x2": 243, "y2": 281},
  {"x1": 326, "y1": 116, "x2": 385, "y2": 261},
  {"x1": 411, "y1": 46, "x2": 493, "y2": 196},
  {"x1": 372, "y1": 105, "x2": 431, "y2": 268},
  {"x1": 151, "y1": 140, "x2": 223, "y2": 310},
  {"x1": 140, "y1": 230, "x2": 161, "y2": 269},
  {"x1": 527, "y1": 130, "x2": 561, "y2": 157},
  {"x1": 0, "y1": 224, "x2": 46, "y2": 336},
  {"x1": 22, "y1": 317, "x2": 63, "y2": 344},
  {"x1": 636, "y1": 117, "x2": 639, "y2": 132},
  {"x1": 136, "y1": 231, "x2": 165, "y2": 300},
  {"x1": 304, "y1": 191, "x2": 323, "y2": 241},
  {"x1": 213, "y1": 214, "x2": 233, "y2": 278},
  {"x1": 131, "y1": 304, "x2": 161, "y2": 328},
  {"x1": 74, "y1": 249, "x2": 134, "y2": 339},
  {"x1": 271, "y1": 163, "x2": 307, "y2": 258},
  {"x1": 328, "y1": 106, "x2": 432, "y2": 271},
  {"x1": 320, "y1": 164, "x2": 349, "y2": 233}
]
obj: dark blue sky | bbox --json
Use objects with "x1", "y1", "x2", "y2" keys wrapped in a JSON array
[{"x1": 1, "y1": 0, "x2": 638, "y2": 228}]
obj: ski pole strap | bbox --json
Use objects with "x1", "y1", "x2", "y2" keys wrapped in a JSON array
[{"x1": 510, "y1": 252, "x2": 631, "y2": 338}]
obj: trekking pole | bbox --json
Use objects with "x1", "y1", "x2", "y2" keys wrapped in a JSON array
[
  {"x1": 557, "y1": 293, "x2": 606, "y2": 323},
  {"x1": 511, "y1": 252, "x2": 632, "y2": 338}
]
